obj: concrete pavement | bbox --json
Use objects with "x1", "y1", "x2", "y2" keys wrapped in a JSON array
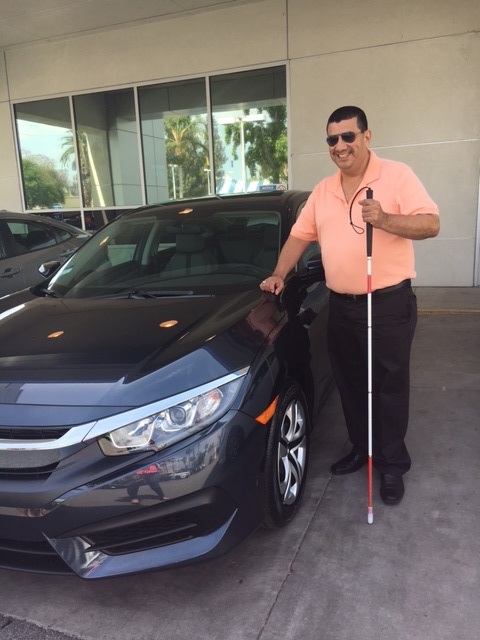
[{"x1": 0, "y1": 287, "x2": 479, "y2": 640}]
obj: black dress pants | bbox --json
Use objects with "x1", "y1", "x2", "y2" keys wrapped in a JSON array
[{"x1": 327, "y1": 285, "x2": 417, "y2": 475}]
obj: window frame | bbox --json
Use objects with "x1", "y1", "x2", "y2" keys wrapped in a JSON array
[{"x1": 12, "y1": 64, "x2": 288, "y2": 232}]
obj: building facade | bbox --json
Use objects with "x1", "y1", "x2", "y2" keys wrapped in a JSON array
[{"x1": 1, "y1": 0, "x2": 479, "y2": 286}]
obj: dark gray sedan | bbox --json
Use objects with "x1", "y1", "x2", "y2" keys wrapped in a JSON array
[
  {"x1": 0, "y1": 191, "x2": 333, "y2": 578},
  {"x1": 0, "y1": 211, "x2": 90, "y2": 296}
]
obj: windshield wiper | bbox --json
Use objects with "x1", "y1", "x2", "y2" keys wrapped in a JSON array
[
  {"x1": 91, "y1": 289, "x2": 203, "y2": 299},
  {"x1": 127, "y1": 290, "x2": 195, "y2": 299}
]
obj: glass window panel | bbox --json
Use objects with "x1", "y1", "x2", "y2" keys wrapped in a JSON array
[
  {"x1": 6, "y1": 220, "x2": 56, "y2": 252},
  {"x1": 14, "y1": 98, "x2": 80, "y2": 210},
  {"x1": 138, "y1": 79, "x2": 209, "y2": 203},
  {"x1": 0, "y1": 234, "x2": 8, "y2": 259},
  {"x1": 54, "y1": 227, "x2": 74, "y2": 243},
  {"x1": 54, "y1": 210, "x2": 116, "y2": 231},
  {"x1": 73, "y1": 89, "x2": 142, "y2": 208},
  {"x1": 84, "y1": 209, "x2": 119, "y2": 230},
  {"x1": 49, "y1": 207, "x2": 281, "y2": 299},
  {"x1": 210, "y1": 66, "x2": 287, "y2": 194}
]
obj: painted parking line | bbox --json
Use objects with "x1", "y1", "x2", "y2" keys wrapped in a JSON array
[{"x1": 418, "y1": 308, "x2": 480, "y2": 315}]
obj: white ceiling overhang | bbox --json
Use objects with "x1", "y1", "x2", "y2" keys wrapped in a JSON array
[{"x1": 0, "y1": 0, "x2": 259, "y2": 50}]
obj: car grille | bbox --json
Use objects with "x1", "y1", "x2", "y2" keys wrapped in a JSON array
[
  {"x1": 0, "y1": 462, "x2": 59, "y2": 481},
  {"x1": 0, "y1": 427, "x2": 79, "y2": 480},
  {"x1": 0, "y1": 427, "x2": 70, "y2": 440},
  {"x1": 0, "y1": 537, "x2": 72, "y2": 575},
  {"x1": 83, "y1": 508, "x2": 217, "y2": 555}
]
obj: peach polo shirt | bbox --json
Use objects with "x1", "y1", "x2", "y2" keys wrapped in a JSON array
[{"x1": 291, "y1": 151, "x2": 439, "y2": 294}]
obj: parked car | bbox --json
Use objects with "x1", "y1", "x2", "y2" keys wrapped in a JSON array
[
  {"x1": 0, "y1": 211, "x2": 90, "y2": 296},
  {"x1": 0, "y1": 191, "x2": 333, "y2": 579}
]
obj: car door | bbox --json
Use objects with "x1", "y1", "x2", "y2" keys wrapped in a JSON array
[
  {"x1": 0, "y1": 219, "x2": 74, "y2": 295},
  {"x1": 0, "y1": 220, "x2": 29, "y2": 295}
]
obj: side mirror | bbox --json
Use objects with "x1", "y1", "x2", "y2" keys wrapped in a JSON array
[
  {"x1": 297, "y1": 254, "x2": 325, "y2": 284},
  {"x1": 38, "y1": 260, "x2": 61, "y2": 279}
]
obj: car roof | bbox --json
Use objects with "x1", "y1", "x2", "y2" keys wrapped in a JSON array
[
  {"x1": 118, "y1": 189, "x2": 311, "y2": 220},
  {"x1": 0, "y1": 210, "x2": 89, "y2": 235}
]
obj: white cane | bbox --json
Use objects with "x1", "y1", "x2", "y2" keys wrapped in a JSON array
[{"x1": 366, "y1": 187, "x2": 374, "y2": 524}]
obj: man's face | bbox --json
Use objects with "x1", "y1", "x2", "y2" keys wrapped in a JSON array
[{"x1": 326, "y1": 116, "x2": 371, "y2": 174}]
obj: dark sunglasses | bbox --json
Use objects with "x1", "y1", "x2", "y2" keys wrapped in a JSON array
[{"x1": 326, "y1": 130, "x2": 365, "y2": 147}]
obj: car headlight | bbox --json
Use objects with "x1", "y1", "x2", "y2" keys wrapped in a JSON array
[{"x1": 98, "y1": 376, "x2": 244, "y2": 456}]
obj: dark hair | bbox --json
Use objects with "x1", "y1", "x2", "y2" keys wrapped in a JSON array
[{"x1": 327, "y1": 106, "x2": 368, "y2": 132}]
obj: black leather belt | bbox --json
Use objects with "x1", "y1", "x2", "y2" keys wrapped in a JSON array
[{"x1": 330, "y1": 279, "x2": 411, "y2": 301}]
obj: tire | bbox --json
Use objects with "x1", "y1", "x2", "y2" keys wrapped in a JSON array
[{"x1": 263, "y1": 381, "x2": 310, "y2": 529}]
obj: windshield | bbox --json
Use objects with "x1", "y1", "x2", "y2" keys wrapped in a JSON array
[{"x1": 47, "y1": 207, "x2": 281, "y2": 298}]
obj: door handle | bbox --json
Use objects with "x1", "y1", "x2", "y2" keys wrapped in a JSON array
[{"x1": 0, "y1": 267, "x2": 21, "y2": 278}]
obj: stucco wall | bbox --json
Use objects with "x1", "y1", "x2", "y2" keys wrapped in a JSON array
[
  {"x1": 0, "y1": 0, "x2": 479, "y2": 285},
  {"x1": 5, "y1": 0, "x2": 287, "y2": 99},
  {"x1": 289, "y1": 16, "x2": 480, "y2": 285}
]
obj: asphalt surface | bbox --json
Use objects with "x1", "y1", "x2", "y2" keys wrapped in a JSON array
[{"x1": 0, "y1": 287, "x2": 479, "y2": 640}]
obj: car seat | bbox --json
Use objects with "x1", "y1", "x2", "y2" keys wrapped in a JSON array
[
  {"x1": 253, "y1": 225, "x2": 279, "y2": 271},
  {"x1": 165, "y1": 227, "x2": 216, "y2": 275}
]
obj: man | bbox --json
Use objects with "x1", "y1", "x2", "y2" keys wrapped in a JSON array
[{"x1": 260, "y1": 106, "x2": 439, "y2": 505}]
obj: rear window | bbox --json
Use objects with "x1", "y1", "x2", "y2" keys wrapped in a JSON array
[{"x1": 6, "y1": 221, "x2": 56, "y2": 252}]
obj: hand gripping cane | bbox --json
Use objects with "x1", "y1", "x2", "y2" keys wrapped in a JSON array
[{"x1": 366, "y1": 188, "x2": 374, "y2": 524}]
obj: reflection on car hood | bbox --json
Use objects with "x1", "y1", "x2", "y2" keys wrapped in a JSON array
[{"x1": 0, "y1": 290, "x2": 283, "y2": 426}]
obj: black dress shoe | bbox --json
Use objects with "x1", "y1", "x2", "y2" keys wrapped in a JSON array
[
  {"x1": 331, "y1": 450, "x2": 367, "y2": 475},
  {"x1": 380, "y1": 474, "x2": 405, "y2": 505}
]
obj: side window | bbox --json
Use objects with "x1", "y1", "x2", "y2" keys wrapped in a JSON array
[
  {"x1": 294, "y1": 201, "x2": 320, "y2": 269},
  {"x1": 55, "y1": 228, "x2": 74, "y2": 243},
  {"x1": 6, "y1": 221, "x2": 56, "y2": 252},
  {"x1": 0, "y1": 233, "x2": 8, "y2": 260}
]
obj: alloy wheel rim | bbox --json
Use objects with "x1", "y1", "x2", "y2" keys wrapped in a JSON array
[{"x1": 277, "y1": 398, "x2": 307, "y2": 506}]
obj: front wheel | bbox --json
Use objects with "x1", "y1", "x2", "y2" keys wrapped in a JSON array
[{"x1": 263, "y1": 381, "x2": 310, "y2": 529}]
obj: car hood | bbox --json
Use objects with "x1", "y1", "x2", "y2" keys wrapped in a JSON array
[{"x1": 0, "y1": 291, "x2": 283, "y2": 426}]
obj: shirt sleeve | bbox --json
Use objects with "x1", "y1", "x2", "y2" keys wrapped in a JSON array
[
  {"x1": 290, "y1": 189, "x2": 320, "y2": 241},
  {"x1": 396, "y1": 165, "x2": 439, "y2": 217}
]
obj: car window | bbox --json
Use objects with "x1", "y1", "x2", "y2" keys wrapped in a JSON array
[
  {"x1": 6, "y1": 221, "x2": 56, "y2": 253},
  {"x1": 106, "y1": 223, "x2": 147, "y2": 267},
  {"x1": 48, "y1": 210, "x2": 282, "y2": 298},
  {"x1": 54, "y1": 227, "x2": 74, "y2": 243},
  {"x1": 0, "y1": 234, "x2": 8, "y2": 259}
]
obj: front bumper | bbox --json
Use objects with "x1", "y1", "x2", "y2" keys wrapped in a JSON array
[{"x1": 0, "y1": 411, "x2": 266, "y2": 579}]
